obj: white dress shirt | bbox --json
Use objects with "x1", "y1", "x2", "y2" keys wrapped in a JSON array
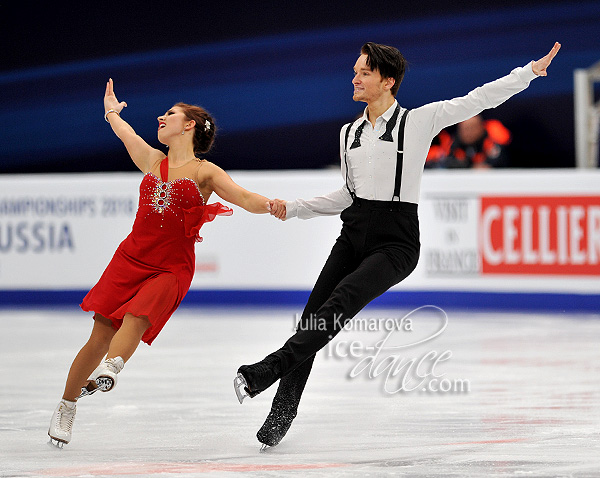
[{"x1": 286, "y1": 61, "x2": 538, "y2": 219}]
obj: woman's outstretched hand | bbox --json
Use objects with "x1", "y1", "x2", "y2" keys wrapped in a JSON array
[
  {"x1": 104, "y1": 78, "x2": 128, "y2": 114},
  {"x1": 532, "y1": 42, "x2": 561, "y2": 77}
]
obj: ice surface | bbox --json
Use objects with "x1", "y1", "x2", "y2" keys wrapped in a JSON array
[{"x1": 1, "y1": 305, "x2": 599, "y2": 477}]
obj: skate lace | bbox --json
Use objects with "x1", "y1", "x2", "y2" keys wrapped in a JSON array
[
  {"x1": 104, "y1": 357, "x2": 124, "y2": 374},
  {"x1": 244, "y1": 359, "x2": 279, "y2": 392},
  {"x1": 253, "y1": 362, "x2": 272, "y2": 380},
  {"x1": 56, "y1": 403, "x2": 76, "y2": 432}
]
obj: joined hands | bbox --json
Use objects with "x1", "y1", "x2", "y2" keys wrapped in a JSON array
[{"x1": 269, "y1": 199, "x2": 287, "y2": 221}]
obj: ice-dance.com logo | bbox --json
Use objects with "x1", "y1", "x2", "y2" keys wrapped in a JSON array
[{"x1": 294, "y1": 306, "x2": 470, "y2": 395}]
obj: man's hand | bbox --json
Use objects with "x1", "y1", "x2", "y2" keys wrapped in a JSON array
[
  {"x1": 269, "y1": 199, "x2": 287, "y2": 221},
  {"x1": 532, "y1": 42, "x2": 561, "y2": 77}
]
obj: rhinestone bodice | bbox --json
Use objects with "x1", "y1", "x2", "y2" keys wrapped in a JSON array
[
  {"x1": 119, "y1": 173, "x2": 204, "y2": 270},
  {"x1": 139, "y1": 172, "x2": 204, "y2": 219},
  {"x1": 118, "y1": 164, "x2": 231, "y2": 275}
]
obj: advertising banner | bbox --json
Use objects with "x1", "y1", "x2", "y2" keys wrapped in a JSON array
[{"x1": 1, "y1": 170, "x2": 598, "y2": 298}]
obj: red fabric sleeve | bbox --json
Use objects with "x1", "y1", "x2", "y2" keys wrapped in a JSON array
[{"x1": 183, "y1": 203, "x2": 233, "y2": 242}]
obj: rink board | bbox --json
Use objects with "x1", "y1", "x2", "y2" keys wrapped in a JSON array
[{"x1": 0, "y1": 169, "x2": 598, "y2": 309}]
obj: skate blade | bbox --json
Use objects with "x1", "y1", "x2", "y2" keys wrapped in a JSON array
[
  {"x1": 259, "y1": 443, "x2": 271, "y2": 453},
  {"x1": 234, "y1": 373, "x2": 250, "y2": 404},
  {"x1": 77, "y1": 381, "x2": 100, "y2": 399},
  {"x1": 48, "y1": 437, "x2": 66, "y2": 449}
]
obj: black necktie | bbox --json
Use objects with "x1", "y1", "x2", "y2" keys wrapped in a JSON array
[
  {"x1": 349, "y1": 120, "x2": 367, "y2": 150},
  {"x1": 349, "y1": 105, "x2": 401, "y2": 149},
  {"x1": 379, "y1": 105, "x2": 400, "y2": 142}
]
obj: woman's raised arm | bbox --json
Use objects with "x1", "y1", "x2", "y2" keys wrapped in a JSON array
[{"x1": 104, "y1": 78, "x2": 163, "y2": 173}]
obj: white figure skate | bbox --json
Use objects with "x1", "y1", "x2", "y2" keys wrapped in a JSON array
[
  {"x1": 78, "y1": 356, "x2": 125, "y2": 398},
  {"x1": 48, "y1": 399, "x2": 76, "y2": 448}
]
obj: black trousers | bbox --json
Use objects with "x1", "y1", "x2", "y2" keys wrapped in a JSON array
[{"x1": 272, "y1": 197, "x2": 420, "y2": 376}]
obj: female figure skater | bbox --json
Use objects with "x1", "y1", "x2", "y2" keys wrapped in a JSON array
[{"x1": 48, "y1": 79, "x2": 272, "y2": 447}]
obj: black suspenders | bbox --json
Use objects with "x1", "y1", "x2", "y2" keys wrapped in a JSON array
[
  {"x1": 343, "y1": 122, "x2": 356, "y2": 199},
  {"x1": 392, "y1": 109, "x2": 409, "y2": 201},
  {"x1": 344, "y1": 108, "x2": 410, "y2": 201}
]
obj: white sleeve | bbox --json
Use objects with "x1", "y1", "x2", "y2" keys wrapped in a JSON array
[
  {"x1": 286, "y1": 187, "x2": 353, "y2": 220},
  {"x1": 414, "y1": 61, "x2": 539, "y2": 139}
]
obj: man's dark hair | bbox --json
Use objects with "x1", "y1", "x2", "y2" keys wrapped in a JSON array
[{"x1": 361, "y1": 42, "x2": 407, "y2": 96}]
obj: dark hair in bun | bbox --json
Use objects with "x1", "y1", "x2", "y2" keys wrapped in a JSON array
[{"x1": 174, "y1": 102, "x2": 216, "y2": 154}]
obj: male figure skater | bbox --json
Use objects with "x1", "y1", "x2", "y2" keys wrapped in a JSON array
[{"x1": 235, "y1": 41, "x2": 561, "y2": 449}]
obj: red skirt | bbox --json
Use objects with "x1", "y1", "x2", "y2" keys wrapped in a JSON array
[{"x1": 80, "y1": 247, "x2": 191, "y2": 345}]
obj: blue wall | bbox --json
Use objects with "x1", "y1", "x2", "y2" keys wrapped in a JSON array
[{"x1": 1, "y1": 289, "x2": 599, "y2": 313}]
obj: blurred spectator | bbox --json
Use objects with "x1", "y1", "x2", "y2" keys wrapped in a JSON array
[
  {"x1": 426, "y1": 115, "x2": 512, "y2": 169},
  {"x1": 424, "y1": 129, "x2": 452, "y2": 168}
]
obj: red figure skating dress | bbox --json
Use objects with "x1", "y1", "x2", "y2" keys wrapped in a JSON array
[{"x1": 81, "y1": 157, "x2": 232, "y2": 344}]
